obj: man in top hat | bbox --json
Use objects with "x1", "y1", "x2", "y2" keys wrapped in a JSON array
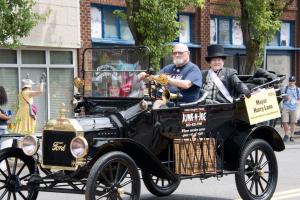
[
  {"x1": 281, "y1": 76, "x2": 300, "y2": 142},
  {"x1": 202, "y1": 44, "x2": 251, "y2": 104},
  {"x1": 140, "y1": 43, "x2": 202, "y2": 108}
]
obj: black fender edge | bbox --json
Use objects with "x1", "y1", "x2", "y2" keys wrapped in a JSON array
[{"x1": 90, "y1": 138, "x2": 178, "y2": 182}]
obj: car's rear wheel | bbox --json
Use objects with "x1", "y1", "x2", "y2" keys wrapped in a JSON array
[
  {"x1": 0, "y1": 148, "x2": 38, "y2": 200},
  {"x1": 85, "y1": 151, "x2": 140, "y2": 200},
  {"x1": 235, "y1": 139, "x2": 278, "y2": 200},
  {"x1": 142, "y1": 171, "x2": 180, "y2": 196}
]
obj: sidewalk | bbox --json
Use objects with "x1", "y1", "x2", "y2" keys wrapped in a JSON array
[{"x1": 274, "y1": 124, "x2": 300, "y2": 148}]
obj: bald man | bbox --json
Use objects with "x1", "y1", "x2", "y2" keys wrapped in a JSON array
[{"x1": 141, "y1": 43, "x2": 202, "y2": 108}]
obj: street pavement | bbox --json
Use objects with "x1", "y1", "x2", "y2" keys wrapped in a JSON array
[{"x1": 38, "y1": 124, "x2": 300, "y2": 200}]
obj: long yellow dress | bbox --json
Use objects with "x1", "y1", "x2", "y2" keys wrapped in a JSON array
[{"x1": 10, "y1": 92, "x2": 36, "y2": 135}]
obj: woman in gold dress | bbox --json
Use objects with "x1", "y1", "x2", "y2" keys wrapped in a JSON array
[{"x1": 10, "y1": 74, "x2": 45, "y2": 135}]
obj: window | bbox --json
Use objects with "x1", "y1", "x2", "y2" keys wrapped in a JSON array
[
  {"x1": 280, "y1": 22, "x2": 291, "y2": 46},
  {"x1": 267, "y1": 54, "x2": 291, "y2": 85},
  {"x1": 0, "y1": 50, "x2": 17, "y2": 64},
  {"x1": 103, "y1": 9, "x2": 118, "y2": 38},
  {"x1": 120, "y1": 19, "x2": 133, "y2": 40},
  {"x1": 50, "y1": 51, "x2": 73, "y2": 64},
  {"x1": 49, "y1": 68, "x2": 74, "y2": 118},
  {"x1": 210, "y1": 17, "x2": 243, "y2": 45},
  {"x1": 268, "y1": 33, "x2": 280, "y2": 46},
  {"x1": 0, "y1": 49, "x2": 76, "y2": 133},
  {"x1": 232, "y1": 20, "x2": 243, "y2": 45},
  {"x1": 268, "y1": 21, "x2": 293, "y2": 47},
  {"x1": 179, "y1": 15, "x2": 191, "y2": 43},
  {"x1": 90, "y1": 5, "x2": 133, "y2": 41},
  {"x1": 91, "y1": 7, "x2": 102, "y2": 39},
  {"x1": 21, "y1": 50, "x2": 46, "y2": 64},
  {"x1": 0, "y1": 68, "x2": 18, "y2": 111},
  {"x1": 219, "y1": 19, "x2": 231, "y2": 44},
  {"x1": 210, "y1": 18, "x2": 217, "y2": 44}
]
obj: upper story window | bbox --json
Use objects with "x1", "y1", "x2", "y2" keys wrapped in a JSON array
[
  {"x1": 268, "y1": 22, "x2": 293, "y2": 47},
  {"x1": 21, "y1": 50, "x2": 46, "y2": 64},
  {"x1": 210, "y1": 17, "x2": 243, "y2": 46},
  {"x1": 50, "y1": 51, "x2": 73, "y2": 65},
  {"x1": 0, "y1": 50, "x2": 17, "y2": 64},
  {"x1": 179, "y1": 14, "x2": 191, "y2": 43},
  {"x1": 91, "y1": 5, "x2": 133, "y2": 42}
]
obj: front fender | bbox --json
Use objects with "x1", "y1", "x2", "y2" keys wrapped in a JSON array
[
  {"x1": 90, "y1": 138, "x2": 177, "y2": 181},
  {"x1": 244, "y1": 125, "x2": 285, "y2": 152},
  {"x1": 223, "y1": 125, "x2": 284, "y2": 170}
]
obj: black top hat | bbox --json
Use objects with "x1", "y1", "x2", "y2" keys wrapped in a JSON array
[{"x1": 205, "y1": 44, "x2": 230, "y2": 62}]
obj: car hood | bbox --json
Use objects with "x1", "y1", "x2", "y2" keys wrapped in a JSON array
[{"x1": 76, "y1": 117, "x2": 114, "y2": 132}]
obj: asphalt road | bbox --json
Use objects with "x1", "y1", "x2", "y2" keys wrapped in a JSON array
[{"x1": 38, "y1": 141, "x2": 300, "y2": 200}]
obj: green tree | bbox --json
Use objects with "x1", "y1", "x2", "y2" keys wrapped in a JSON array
[
  {"x1": 239, "y1": 0, "x2": 293, "y2": 74},
  {"x1": 0, "y1": 0, "x2": 48, "y2": 48},
  {"x1": 123, "y1": 0, "x2": 204, "y2": 70}
]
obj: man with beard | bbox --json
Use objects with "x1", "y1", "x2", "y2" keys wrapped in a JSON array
[{"x1": 140, "y1": 43, "x2": 202, "y2": 108}]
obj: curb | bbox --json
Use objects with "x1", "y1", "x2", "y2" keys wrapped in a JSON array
[{"x1": 284, "y1": 143, "x2": 300, "y2": 149}]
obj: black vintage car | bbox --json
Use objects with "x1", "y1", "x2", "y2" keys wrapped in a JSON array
[{"x1": 0, "y1": 46, "x2": 285, "y2": 200}]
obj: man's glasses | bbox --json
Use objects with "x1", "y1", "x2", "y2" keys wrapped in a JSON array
[{"x1": 172, "y1": 51, "x2": 188, "y2": 56}]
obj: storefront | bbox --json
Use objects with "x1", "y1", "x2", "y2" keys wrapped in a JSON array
[
  {"x1": 210, "y1": 16, "x2": 295, "y2": 78},
  {"x1": 0, "y1": 49, "x2": 77, "y2": 131}
]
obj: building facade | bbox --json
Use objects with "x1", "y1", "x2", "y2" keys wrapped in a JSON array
[
  {"x1": 1, "y1": 0, "x2": 299, "y2": 132},
  {"x1": 79, "y1": 0, "x2": 300, "y2": 85},
  {"x1": 207, "y1": 0, "x2": 299, "y2": 84},
  {"x1": 0, "y1": 0, "x2": 81, "y2": 131}
]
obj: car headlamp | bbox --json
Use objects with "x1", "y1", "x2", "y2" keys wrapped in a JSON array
[
  {"x1": 21, "y1": 135, "x2": 39, "y2": 156},
  {"x1": 70, "y1": 136, "x2": 88, "y2": 158}
]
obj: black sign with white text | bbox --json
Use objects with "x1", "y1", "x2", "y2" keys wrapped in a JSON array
[{"x1": 181, "y1": 107, "x2": 207, "y2": 135}]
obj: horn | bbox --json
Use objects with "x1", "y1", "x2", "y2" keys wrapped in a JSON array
[
  {"x1": 74, "y1": 77, "x2": 84, "y2": 88},
  {"x1": 151, "y1": 74, "x2": 169, "y2": 85}
]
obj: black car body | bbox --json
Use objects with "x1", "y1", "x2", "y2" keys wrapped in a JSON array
[{"x1": 0, "y1": 46, "x2": 285, "y2": 200}]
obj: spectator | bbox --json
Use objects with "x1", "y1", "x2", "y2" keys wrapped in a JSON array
[
  {"x1": 10, "y1": 74, "x2": 46, "y2": 135},
  {"x1": 140, "y1": 43, "x2": 202, "y2": 108},
  {"x1": 281, "y1": 76, "x2": 300, "y2": 142},
  {"x1": 0, "y1": 86, "x2": 11, "y2": 142},
  {"x1": 202, "y1": 44, "x2": 251, "y2": 104}
]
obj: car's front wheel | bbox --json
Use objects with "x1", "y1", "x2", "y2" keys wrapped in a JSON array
[
  {"x1": 142, "y1": 171, "x2": 180, "y2": 196},
  {"x1": 85, "y1": 151, "x2": 140, "y2": 200},
  {"x1": 0, "y1": 148, "x2": 38, "y2": 200},
  {"x1": 235, "y1": 139, "x2": 278, "y2": 200}
]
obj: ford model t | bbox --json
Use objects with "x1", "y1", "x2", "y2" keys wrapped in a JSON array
[{"x1": 0, "y1": 46, "x2": 285, "y2": 200}]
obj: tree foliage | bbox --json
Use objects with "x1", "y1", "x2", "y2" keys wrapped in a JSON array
[
  {"x1": 239, "y1": 0, "x2": 293, "y2": 74},
  {"x1": 123, "y1": 0, "x2": 204, "y2": 70},
  {"x1": 0, "y1": 0, "x2": 48, "y2": 48}
]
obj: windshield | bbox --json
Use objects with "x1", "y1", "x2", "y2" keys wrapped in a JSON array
[{"x1": 83, "y1": 47, "x2": 150, "y2": 97}]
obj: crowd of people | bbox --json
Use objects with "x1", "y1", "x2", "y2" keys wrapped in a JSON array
[{"x1": 0, "y1": 43, "x2": 299, "y2": 143}]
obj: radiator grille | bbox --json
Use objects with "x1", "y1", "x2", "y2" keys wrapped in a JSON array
[{"x1": 42, "y1": 130, "x2": 76, "y2": 168}]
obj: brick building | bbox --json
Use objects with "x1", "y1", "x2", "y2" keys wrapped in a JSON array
[
  {"x1": 80, "y1": 0, "x2": 300, "y2": 83},
  {"x1": 0, "y1": 0, "x2": 298, "y2": 132}
]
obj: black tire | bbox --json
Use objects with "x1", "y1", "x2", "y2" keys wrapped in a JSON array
[
  {"x1": 142, "y1": 171, "x2": 180, "y2": 197},
  {"x1": 235, "y1": 139, "x2": 278, "y2": 200},
  {"x1": 0, "y1": 148, "x2": 38, "y2": 200},
  {"x1": 85, "y1": 151, "x2": 140, "y2": 200}
]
